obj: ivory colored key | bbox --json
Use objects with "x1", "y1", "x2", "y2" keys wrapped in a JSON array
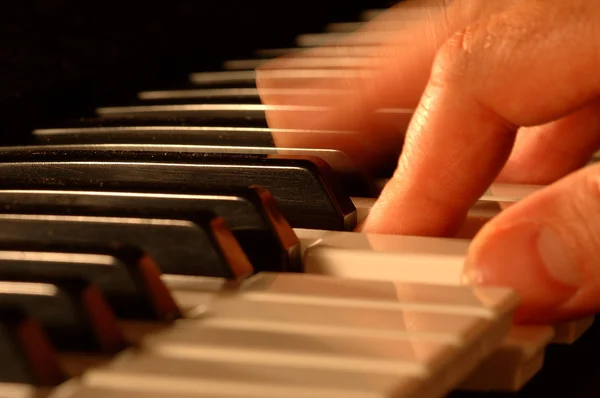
[{"x1": 83, "y1": 273, "x2": 517, "y2": 398}]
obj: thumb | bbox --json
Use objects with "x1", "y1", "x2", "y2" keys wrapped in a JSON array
[{"x1": 463, "y1": 163, "x2": 600, "y2": 324}]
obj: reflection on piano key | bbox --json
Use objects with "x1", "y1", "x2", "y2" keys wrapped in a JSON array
[{"x1": 296, "y1": 32, "x2": 393, "y2": 47}]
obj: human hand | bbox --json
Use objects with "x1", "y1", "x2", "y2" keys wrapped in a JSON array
[{"x1": 257, "y1": 0, "x2": 600, "y2": 323}]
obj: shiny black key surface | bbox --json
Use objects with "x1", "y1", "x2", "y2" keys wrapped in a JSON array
[
  {"x1": 0, "y1": 188, "x2": 301, "y2": 273},
  {"x1": 0, "y1": 242, "x2": 180, "y2": 321},
  {"x1": 0, "y1": 305, "x2": 66, "y2": 385},
  {"x1": 0, "y1": 148, "x2": 357, "y2": 230},
  {"x1": 17, "y1": 143, "x2": 377, "y2": 197},
  {"x1": 0, "y1": 275, "x2": 125, "y2": 353},
  {"x1": 0, "y1": 213, "x2": 253, "y2": 279},
  {"x1": 33, "y1": 120, "x2": 275, "y2": 147}
]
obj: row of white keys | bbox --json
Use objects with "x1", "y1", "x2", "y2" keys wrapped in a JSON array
[
  {"x1": 292, "y1": 194, "x2": 594, "y2": 390},
  {"x1": 48, "y1": 273, "x2": 517, "y2": 398}
]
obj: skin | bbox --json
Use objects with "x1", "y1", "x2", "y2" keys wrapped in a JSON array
[{"x1": 257, "y1": 0, "x2": 600, "y2": 323}]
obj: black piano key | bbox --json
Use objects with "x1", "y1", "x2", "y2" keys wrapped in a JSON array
[
  {"x1": 0, "y1": 305, "x2": 66, "y2": 386},
  {"x1": 0, "y1": 275, "x2": 126, "y2": 353},
  {"x1": 94, "y1": 104, "x2": 330, "y2": 128},
  {"x1": 0, "y1": 242, "x2": 180, "y2": 321},
  {"x1": 0, "y1": 188, "x2": 301, "y2": 273},
  {"x1": 138, "y1": 88, "x2": 264, "y2": 103},
  {"x1": 33, "y1": 117, "x2": 276, "y2": 147},
  {"x1": 17, "y1": 143, "x2": 377, "y2": 197},
  {"x1": 0, "y1": 213, "x2": 254, "y2": 279},
  {"x1": 0, "y1": 149, "x2": 357, "y2": 230}
]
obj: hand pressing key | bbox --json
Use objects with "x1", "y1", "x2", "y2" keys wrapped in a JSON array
[{"x1": 257, "y1": 0, "x2": 600, "y2": 323}]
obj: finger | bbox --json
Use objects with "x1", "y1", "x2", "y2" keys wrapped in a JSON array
[
  {"x1": 463, "y1": 162, "x2": 600, "y2": 323},
  {"x1": 257, "y1": 0, "x2": 509, "y2": 173},
  {"x1": 363, "y1": 0, "x2": 600, "y2": 236},
  {"x1": 497, "y1": 100, "x2": 600, "y2": 184}
]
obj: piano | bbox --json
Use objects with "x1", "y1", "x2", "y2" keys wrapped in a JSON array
[{"x1": 0, "y1": 1, "x2": 598, "y2": 397}]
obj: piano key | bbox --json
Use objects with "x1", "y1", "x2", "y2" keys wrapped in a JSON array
[
  {"x1": 0, "y1": 188, "x2": 300, "y2": 273},
  {"x1": 83, "y1": 275, "x2": 517, "y2": 398},
  {"x1": 0, "y1": 243, "x2": 180, "y2": 321},
  {"x1": 222, "y1": 57, "x2": 372, "y2": 70},
  {"x1": 0, "y1": 149, "x2": 357, "y2": 231},
  {"x1": 296, "y1": 32, "x2": 392, "y2": 47},
  {"x1": 0, "y1": 305, "x2": 66, "y2": 386},
  {"x1": 33, "y1": 121, "x2": 277, "y2": 147},
  {"x1": 0, "y1": 276, "x2": 126, "y2": 353},
  {"x1": 325, "y1": 22, "x2": 365, "y2": 33},
  {"x1": 0, "y1": 214, "x2": 252, "y2": 279},
  {"x1": 254, "y1": 46, "x2": 377, "y2": 58},
  {"x1": 80, "y1": 351, "x2": 422, "y2": 398},
  {"x1": 188, "y1": 70, "x2": 369, "y2": 86},
  {"x1": 162, "y1": 272, "x2": 551, "y2": 392},
  {"x1": 459, "y1": 326, "x2": 555, "y2": 391},
  {"x1": 137, "y1": 87, "x2": 344, "y2": 103},
  {"x1": 13, "y1": 143, "x2": 375, "y2": 197},
  {"x1": 295, "y1": 229, "x2": 594, "y2": 344}
]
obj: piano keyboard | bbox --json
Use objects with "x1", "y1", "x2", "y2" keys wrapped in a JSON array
[{"x1": 1, "y1": 3, "x2": 598, "y2": 398}]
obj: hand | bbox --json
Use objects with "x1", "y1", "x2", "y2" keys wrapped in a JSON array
[{"x1": 257, "y1": 0, "x2": 600, "y2": 323}]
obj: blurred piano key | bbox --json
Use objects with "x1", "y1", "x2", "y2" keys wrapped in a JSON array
[
  {"x1": 296, "y1": 32, "x2": 392, "y2": 47},
  {"x1": 0, "y1": 213, "x2": 252, "y2": 279},
  {"x1": 188, "y1": 70, "x2": 370, "y2": 86},
  {"x1": 325, "y1": 22, "x2": 364, "y2": 32},
  {"x1": 222, "y1": 57, "x2": 372, "y2": 70},
  {"x1": 0, "y1": 244, "x2": 180, "y2": 321},
  {"x1": 16, "y1": 143, "x2": 376, "y2": 197},
  {"x1": 0, "y1": 276, "x2": 125, "y2": 353},
  {"x1": 0, "y1": 305, "x2": 66, "y2": 387},
  {"x1": 254, "y1": 46, "x2": 376, "y2": 58},
  {"x1": 0, "y1": 149, "x2": 357, "y2": 231},
  {"x1": 0, "y1": 188, "x2": 301, "y2": 273},
  {"x1": 294, "y1": 228, "x2": 594, "y2": 344}
]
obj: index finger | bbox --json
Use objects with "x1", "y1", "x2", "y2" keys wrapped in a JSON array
[{"x1": 362, "y1": 0, "x2": 600, "y2": 235}]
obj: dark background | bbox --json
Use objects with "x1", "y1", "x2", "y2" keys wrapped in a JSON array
[{"x1": 0, "y1": 0, "x2": 390, "y2": 143}]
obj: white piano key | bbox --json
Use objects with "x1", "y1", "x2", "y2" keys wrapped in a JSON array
[
  {"x1": 223, "y1": 57, "x2": 372, "y2": 70},
  {"x1": 86, "y1": 274, "x2": 515, "y2": 398},
  {"x1": 81, "y1": 351, "x2": 424, "y2": 398},
  {"x1": 480, "y1": 183, "x2": 544, "y2": 203},
  {"x1": 325, "y1": 22, "x2": 365, "y2": 32}
]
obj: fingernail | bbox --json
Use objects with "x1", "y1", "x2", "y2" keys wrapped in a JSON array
[{"x1": 463, "y1": 222, "x2": 581, "y2": 316}]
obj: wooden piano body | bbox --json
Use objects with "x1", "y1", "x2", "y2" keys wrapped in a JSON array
[{"x1": 0, "y1": 1, "x2": 599, "y2": 397}]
